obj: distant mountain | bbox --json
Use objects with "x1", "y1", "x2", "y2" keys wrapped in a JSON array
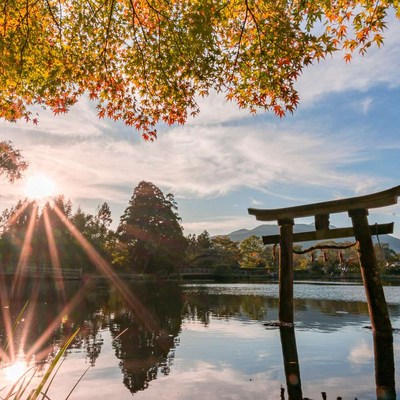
[
  {"x1": 225, "y1": 224, "x2": 400, "y2": 252},
  {"x1": 227, "y1": 224, "x2": 309, "y2": 242}
]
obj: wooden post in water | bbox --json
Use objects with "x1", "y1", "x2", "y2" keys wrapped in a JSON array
[
  {"x1": 279, "y1": 326, "x2": 303, "y2": 400},
  {"x1": 374, "y1": 332, "x2": 396, "y2": 400},
  {"x1": 278, "y1": 218, "x2": 294, "y2": 326},
  {"x1": 349, "y1": 208, "x2": 392, "y2": 334}
]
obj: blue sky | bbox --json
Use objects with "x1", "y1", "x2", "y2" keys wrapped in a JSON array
[{"x1": 1, "y1": 17, "x2": 400, "y2": 237}]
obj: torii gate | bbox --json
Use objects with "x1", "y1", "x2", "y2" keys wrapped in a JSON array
[{"x1": 248, "y1": 185, "x2": 400, "y2": 334}]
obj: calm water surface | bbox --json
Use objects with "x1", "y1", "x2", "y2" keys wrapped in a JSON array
[{"x1": 1, "y1": 281, "x2": 400, "y2": 399}]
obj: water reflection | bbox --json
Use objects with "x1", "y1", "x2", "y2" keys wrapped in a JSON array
[
  {"x1": 279, "y1": 327, "x2": 302, "y2": 400},
  {"x1": 184, "y1": 285, "x2": 398, "y2": 399},
  {"x1": 182, "y1": 289, "x2": 400, "y2": 333},
  {"x1": 277, "y1": 325, "x2": 397, "y2": 400},
  {"x1": 108, "y1": 283, "x2": 182, "y2": 393},
  {"x1": 0, "y1": 282, "x2": 399, "y2": 399},
  {"x1": 0, "y1": 280, "x2": 183, "y2": 395},
  {"x1": 374, "y1": 332, "x2": 396, "y2": 400}
]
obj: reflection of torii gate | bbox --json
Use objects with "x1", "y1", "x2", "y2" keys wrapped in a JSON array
[{"x1": 249, "y1": 185, "x2": 400, "y2": 334}]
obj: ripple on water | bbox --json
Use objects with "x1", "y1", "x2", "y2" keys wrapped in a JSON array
[{"x1": 183, "y1": 282, "x2": 400, "y2": 304}]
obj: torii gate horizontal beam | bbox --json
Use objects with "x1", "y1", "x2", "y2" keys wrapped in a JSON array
[
  {"x1": 248, "y1": 185, "x2": 400, "y2": 221},
  {"x1": 262, "y1": 222, "x2": 394, "y2": 245}
]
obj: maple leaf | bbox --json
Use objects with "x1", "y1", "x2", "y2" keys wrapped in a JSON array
[
  {"x1": 0, "y1": 0, "x2": 396, "y2": 137},
  {"x1": 273, "y1": 105, "x2": 285, "y2": 118},
  {"x1": 344, "y1": 53, "x2": 352, "y2": 63}
]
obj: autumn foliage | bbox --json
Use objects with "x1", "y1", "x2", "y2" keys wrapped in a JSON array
[{"x1": 0, "y1": 0, "x2": 398, "y2": 139}]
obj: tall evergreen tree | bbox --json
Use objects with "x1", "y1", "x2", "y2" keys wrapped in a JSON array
[
  {"x1": 0, "y1": 200, "x2": 38, "y2": 270},
  {"x1": 118, "y1": 181, "x2": 186, "y2": 274}
]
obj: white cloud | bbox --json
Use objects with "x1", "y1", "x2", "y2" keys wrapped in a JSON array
[
  {"x1": 250, "y1": 198, "x2": 264, "y2": 206},
  {"x1": 360, "y1": 97, "x2": 374, "y2": 114},
  {"x1": 183, "y1": 319, "x2": 271, "y2": 340},
  {"x1": 188, "y1": 91, "x2": 250, "y2": 126},
  {"x1": 0, "y1": 117, "x2": 382, "y2": 215},
  {"x1": 348, "y1": 340, "x2": 373, "y2": 364},
  {"x1": 1, "y1": 97, "x2": 110, "y2": 138},
  {"x1": 182, "y1": 216, "x2": 257, "y2": 236},
  {"x1": 296, "y1": 16, "x2": 400, "y2": 106},
  {"x1": 130, "y1": 361, "x2": 283, "y2": 400}
]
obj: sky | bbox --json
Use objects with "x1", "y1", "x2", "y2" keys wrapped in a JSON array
[{"x1": 1, "y1": 16, "x2": 400, "y2": 238}]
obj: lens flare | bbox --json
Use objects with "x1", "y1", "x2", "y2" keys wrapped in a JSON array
[
  {"x1": 4, "y1": 361, "x2": 26, "y2": 382},
  {"x1": 43, "y1": 207, "x2": 66, "y2": 301},
  {"x1": 24, "y1": 175, "x2": 56, "y2": 199},
  {"x1": 53, "y1": 205, "x2": 160, "y2": 333}
]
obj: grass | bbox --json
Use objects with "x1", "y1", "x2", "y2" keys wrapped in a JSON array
[{"x1": 0, "y1": 328, "x2": 86, "y2": 400}]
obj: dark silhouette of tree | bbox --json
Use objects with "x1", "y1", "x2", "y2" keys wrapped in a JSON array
[{"x1": 117, "y1": 181, "x2": 187, "y2": 274}]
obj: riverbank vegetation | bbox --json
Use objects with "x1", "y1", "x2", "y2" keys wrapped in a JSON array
[{"x1": 1, "y1": 181, "x2": 399, "y2": 279}]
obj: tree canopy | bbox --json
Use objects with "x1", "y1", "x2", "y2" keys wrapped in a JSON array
[
  {"x1": 117, "y1": 181, "x2": 186, "y2": 273},
  {"x1": 1, "y1": 0, "x2": 398, "y2": 139},
  {"x1": 0, "y1": 141, "x2": 27, "y2": 182},
  {"x1": 0, "y1": 196, "x2": 114, "y2": 271}
]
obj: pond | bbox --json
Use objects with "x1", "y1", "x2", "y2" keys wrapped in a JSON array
[{"x1": 1, "y1": 280, "x2": 399, "y2": 399}]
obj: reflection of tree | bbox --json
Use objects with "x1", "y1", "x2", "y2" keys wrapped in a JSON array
[
  {"x1": 1, "y1": 280, "x2": 183, "y2": 394},
  {"x1": 183, "y1": 291, "x2": 363, "y2": 324},
  {"x1": 0, "y1": 280, "x2": 105, "y2": 367},
  {"x1": 179, "y1": 293, "x2": 280, "y2": 325},
  {"x1": 182, "y1": 292, "x2": 249, "y2": 325},
  {"x1": 182, "y1": 289, "x2": 400, "y2": 334},
  {"x1": 72, "y1": 286, "x2": 111, "y2": 366},
  {"x1": 110, "y1": 283, "x2": 183, "y2": 393},
  {"x1": 0, "y1": 280, "x2": 61, "y2": 364}
]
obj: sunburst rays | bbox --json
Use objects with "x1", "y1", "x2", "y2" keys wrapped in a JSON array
[
  {"x1": 1, "y1": 198, "x2": 160, "y2": 380},
  {"x1": 43, "y1": 207, "x2": 65, "y2": 301},
  {"x1": 12, "y1": 203, "x2": 38, "y2": 298},
  {"x1": 53, "y1": 205, "x2": 159, "y2": 333}
]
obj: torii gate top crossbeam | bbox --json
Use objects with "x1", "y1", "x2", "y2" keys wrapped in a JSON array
[{"x1": 248, "y1": 185, "x2": 400, "y2": 221}]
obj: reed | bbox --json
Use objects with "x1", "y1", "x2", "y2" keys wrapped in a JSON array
[{"x1": 1, "y1": 328, "x2": 82, "y2": 400}]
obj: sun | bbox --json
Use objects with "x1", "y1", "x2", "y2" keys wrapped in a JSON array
[
  {"x1": 4, "y1": 361, "x2": 26, "y2": 382},
  {"x1": 24, "y1": 174, "x2": 56, "y2": 199}
]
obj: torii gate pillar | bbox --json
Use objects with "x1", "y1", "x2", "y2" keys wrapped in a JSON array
[
  {"x1": 349, "y1": 208, "x2": 392, "y2": 333},
  {"x1": 278, "y1": 218, "x2": 294, "y2": 325}
]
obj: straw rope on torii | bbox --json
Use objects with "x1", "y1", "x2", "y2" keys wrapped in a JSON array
[{"x1": 292, "y1": 241, "x2": 357, "y2": 255}]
